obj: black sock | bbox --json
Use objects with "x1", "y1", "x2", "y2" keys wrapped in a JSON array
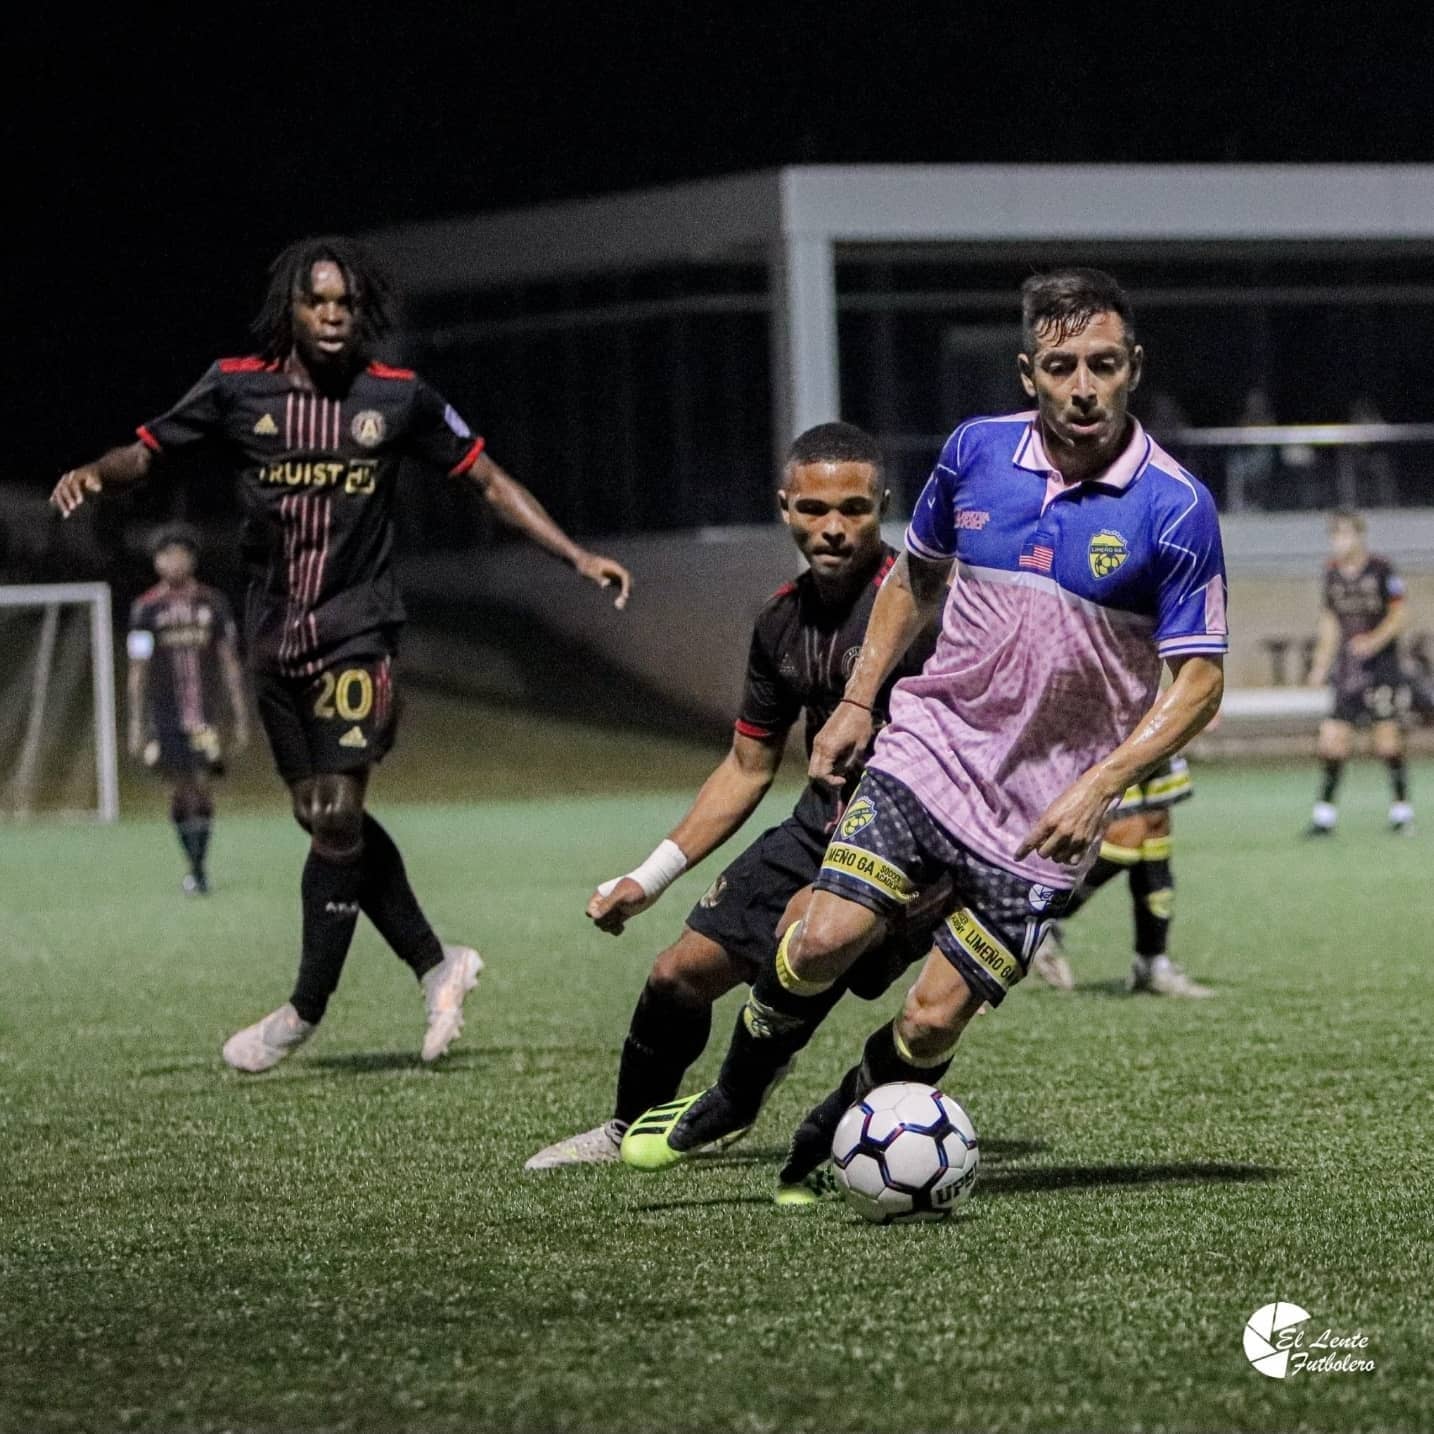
[
  {"x1": 1062, "y1": 853, "x2": 1123, "y2": 918},
  {"x1": 175, "y1": 818, "x2": 211, "y2": 876},
  {"x1": 1130, "y1": 853, "x2": 1173, "y2": 959},
  {"x1": 1321, "y1": 759, "x2": 1344, "y2": 804},
  {"x1": 854, "y1": 1019, "x2": 955, "y2": 1094},
  {"x1": 1387, "y1": 756, "x2": 1409, "y2": 804},
  {"x1": 716, "y1": 958, "x2": 846, "y2": 1112},
  {"x1": 359, "y1": 815, "x2": 443, "y2": 979},
  {"x1": 780, "y1": 1021, "x2": 954, "y2": 1184},
  {"x1": 613, "y1": 980, "x2": 714, "y2": 1125},
  {"x1": 290, "y1": 849, "x2": 363, "y2": 1024},
  {"x1": 170, "y1": 791, "x2": 213, "y2": 878}
]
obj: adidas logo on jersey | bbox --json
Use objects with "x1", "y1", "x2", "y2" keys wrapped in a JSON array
[
  {"x1": 338, "y1": 726, "x2": 368, "y2": 749},
  {"x1": 253, "y1": 413, "x2": 279, "y2": 436}
]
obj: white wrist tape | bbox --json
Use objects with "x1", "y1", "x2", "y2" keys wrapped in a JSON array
[{"x1": 596, "y1": 838, "x2": 688, "y2": 900}]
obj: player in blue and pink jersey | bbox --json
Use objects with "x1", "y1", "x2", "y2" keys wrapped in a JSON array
[{"x1": 620, "y1": 268, "x2": 1228, "y2": 1186}]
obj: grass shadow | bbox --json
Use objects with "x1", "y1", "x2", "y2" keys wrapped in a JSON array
[
  {"x1": 1072, "y1": 978, "x2": 1220, "y2": 999},
  {"x1": 980, "y1": 1161, "x2": 1278, "y2": 1197},
  {"x1": 139, "y1": 1058, "x2": 221, "y2": 1077},
  {"x1": 635, "y1": 1194, "x2": 777, "y2": 1213},
  {"x1": 980, "y1": 1138, "x2": 1050, "y2": 1162},
  {"x1": 305, "y1": 1050, "x2": 476, "y2": 1074}
]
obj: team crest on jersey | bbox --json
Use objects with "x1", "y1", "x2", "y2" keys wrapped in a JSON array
[
  {"x1": 351, "y1": 411, "x2": 386, "y2": 448},
  {"x1": 839, "y1": 796, "x2": 877, "y2": 839},
  {"x1": 1088, "y1": 530, "x2": 1129, "y2": 579},
  {"x1": 253, "y1": 413, "x2": 278, "y2": 436},
  {"x1": 842, "y1": 646, "x2": 862, "y2": 677}
]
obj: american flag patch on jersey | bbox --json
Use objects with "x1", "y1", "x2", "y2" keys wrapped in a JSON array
[{"x1": 1019, "y1": 543, "x2": 1055, "y2": 573}]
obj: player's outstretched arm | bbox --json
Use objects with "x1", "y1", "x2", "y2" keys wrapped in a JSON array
[
  {"x1": 50, "y1": 441, "x2": 154, "y2": 517},
  {"x1": 1306, "y1": 610, "x2": 1340, "y2": 686},
  {"x1": 587, "y1": 730, "x2": 784, "y2": 935},
  {"x1": 1347, "y1": 597, "x2": 1405, "y2": 661},
  {"x1": 810, "y1": 551, "x2": 951, "y2": 788},
  {"x1": 1017, "y1": 654, "x2": 1224, "y2": 865},
  {"x1": 218, "y1": 637, "x2": 251, "y2": 753},
  {"x1": 468, "y1": 452, "x2": 632, "y2": 609},
  {"x1": 125, "y1": 653, "x2": 149, "y2": 760}
]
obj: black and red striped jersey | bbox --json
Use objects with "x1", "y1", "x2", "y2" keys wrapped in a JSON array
[
  {"x1": 1323, "y1": 554, "x2": 1406, "y2": 693},
  {"x1": 127, "y1": 581, "x2": 236, "y2": 734},
  {"x1": 139, "y1": 357, "x2": 484, "y2": 676},
  {"x1": 736, "y1": 545, "x2": 936, "y2": 829}
]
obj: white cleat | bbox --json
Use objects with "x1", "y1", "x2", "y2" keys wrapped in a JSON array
[
  {"x1": 1129, "y1": 955, "x2": 1214, "y2": 999},
  {"x1": 222, "y1": 1002, "x2": 315, "y2": 1073},
  {"x1": 1031, "y1": 923, "x2": 1075, "y2": 990},
  {"x1": 524, "y1": 1119, "x2": 626, "y2": 1170},
  {"x1": 420, "y1": 944, "x2": 484, "y2": 1063}
]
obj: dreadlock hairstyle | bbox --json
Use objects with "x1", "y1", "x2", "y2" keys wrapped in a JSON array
[{"x1": 251, "y1": 235, "x2": 395, "y2": 361}]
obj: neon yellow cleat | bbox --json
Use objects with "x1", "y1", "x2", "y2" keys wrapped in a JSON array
[
  {"x1": 774, "y1": 1166, "x2": 838, "y2": 1208},
  {"x1": 620, "y1": 1087, "x2": 753, "y2": 1172}
]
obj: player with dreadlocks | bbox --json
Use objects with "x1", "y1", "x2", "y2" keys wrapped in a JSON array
[{"x1": 53, "y1": 235, "x2": 633, "y2": 1072}]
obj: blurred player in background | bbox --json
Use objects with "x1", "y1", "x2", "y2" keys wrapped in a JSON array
[
  {"x1": 525, "y1": 422, "x2": 938, "y2": 1170},
  {"x1": 620, "y1": 268, "x2": 1228, "y2": 1188},
  {"x1": 127, "y1": 524, "x2": 249, "y2": 894},
  {"x1": 53, "y1": 235, "x2": 631, "y2": 1072},
  {"x1": 1031, "y1": 754, "x2": 1211, "y2": 997},
  {"x1": 1305, "y1": 509, "x2": 1413, "y2": 835}
]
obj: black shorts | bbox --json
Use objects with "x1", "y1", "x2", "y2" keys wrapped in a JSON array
[
  {"x1": 1331, "y1": 679, "x2": 1414, "y2": 726},
  {"x1": 146, "y1": 723, "x2": 224, "y2": 779},
  {"x1": 254, "y1": 655, "x2": 398, "y2": 784},
  {"x1": 686, "y1": 804, "x2": 933, "y2": 998},
  {"x1": 814, "y1": 768, "x2": 1074, "y2": 1008}
]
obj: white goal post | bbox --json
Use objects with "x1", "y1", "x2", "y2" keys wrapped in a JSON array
[{"x1": 0, "y1": 582, "x2": 119, "y2": 822}]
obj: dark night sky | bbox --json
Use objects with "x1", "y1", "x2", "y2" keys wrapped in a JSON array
[{"x1": 12, "y1": 2, "x2": 1434, "y2": 483}]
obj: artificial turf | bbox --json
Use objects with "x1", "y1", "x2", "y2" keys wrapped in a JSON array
[{"x1": 2, "y1": 754, "x2": 1431, "y2": 1433}]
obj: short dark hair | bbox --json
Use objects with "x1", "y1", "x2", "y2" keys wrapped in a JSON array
[
  {"x1": 252, "y1": 235, "x2": 394, "y2": 360},
  {"x1": 1328, "y1": 507, "x2": 1366, "y2": 533},
  {"x1": 151, "y1": 522, "x2": 200, "y2": 558},
  {"x1": 1020, "y1": 268, "x2": 1135, "y2": 352},
  {"x1": 785, "y1": 421, "x2": 883, "y2": 475}
]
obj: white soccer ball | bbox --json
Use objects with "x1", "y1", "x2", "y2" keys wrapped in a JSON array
[{"x1": 831, "y1": 1081, "x2": 979, "y2": 1224}]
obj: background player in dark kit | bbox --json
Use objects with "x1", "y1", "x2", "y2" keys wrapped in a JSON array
[
  {"x1": 1305, "y1": 508, "x2": 1413, "y2": 835},
  {"x1": 1029, "y1": 754, "x2": 1211, "y2": 998},
  {"x1": 525, "y1": 423, "x2": 937, "y2": 1170},
  {"x1": 126, "y1": 524, "x2": 249, "y2": 895},
  {"x1": 53, "y1": 235, "x2": 632, "y2": 1072}
]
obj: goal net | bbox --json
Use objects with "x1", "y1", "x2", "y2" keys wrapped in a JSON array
[{"x1": 0, "y1": 583, "x2": 119, "y2": 821}]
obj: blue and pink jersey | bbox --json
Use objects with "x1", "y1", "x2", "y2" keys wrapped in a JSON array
[{"x1": 873, "y1": 412, "x2": 1227, "y2": 887}]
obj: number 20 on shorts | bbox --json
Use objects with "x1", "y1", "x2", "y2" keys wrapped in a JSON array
[{"x1": 312, "y1": 668, "x2": 374, "y2": 722}]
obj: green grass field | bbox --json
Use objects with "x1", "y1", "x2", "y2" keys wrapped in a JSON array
[{"x1": 3, "y1": 752, "x2": 1431, "y2": 1434}]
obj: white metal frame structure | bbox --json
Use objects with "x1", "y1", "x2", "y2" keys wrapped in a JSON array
[
  {"x1": 368, "y1": 164, "x2": 1434, "y2": 466},
  {"x1": 0, "y1": 582, "x2": 119, "y2": 822}
]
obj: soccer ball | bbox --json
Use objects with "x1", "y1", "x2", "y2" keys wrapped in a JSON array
[{"x1": 831, "y1": 1082, "x2": 979, "y2": 1223}]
